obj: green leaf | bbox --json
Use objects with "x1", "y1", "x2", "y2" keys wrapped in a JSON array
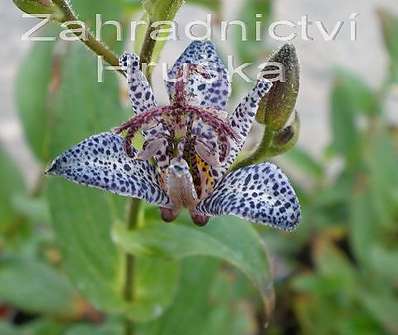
[
  {"x1": 0, "y1": 148, "x2": 25, "y2": 228},
  {"x1": 330, "y1": 69, "x2": 381, "y2": 161},
  {"x1": 377, "y1": 8, "x2": 398, "y2": 83},
  {"x1": 0, "y1": 257, "x2": 77, "y2": 317},
  {"x1": 12, "y1": 194, "x2": 50, "y2": 226},
  {"x1": 16, "y1": 35, "x2": 57, "y2": 162},
  {"x1": 47, "y1": 44, "x2": 128, "y2": 157},
  {"x1": 349, "y1": 130, "x2": 398, "y2": 267},
  {"x1": 369, "y1": 246, "x2": 398, "y2": 283},
  {"x1": 69, "y1": 0, "x2": 126, "y2": 49},
  {"x1": 334, "y1": 69, "x2": 381, "y2": 116},
  {"x1": 330, "y1": 73, "x2": 360, "y2": 160},
  {"x1": 113, "y1": 216, "x2": 274, "y2": 319},
  {"x1": 129, "y1": 256, "x2": 180, "y2": 321},
  {"x1": 46, "y1": 44, "x2": 128, "y2": 314},
  {"x1": 17, "y1": 0, "x2": 128, "y2": 162},
  {"x1": 0, "y1": 148, "x2": 27, "y2": 248},
  {"x1": 365, "y1": 131, "x2": 398, "y2": 229},
  {"x1": 349, "y1": 190, "x2": 379, "y2": 268},
  {"x1": 139, "y1": 258, "x2": 257, "y2": 335},
  {"x1": 292, "y1": 241, "x2": 382, "y2": 335},
  {"x1": 48, "y1": 180, "x2": 127, "y2": 312},
  {"x1": 234, "y1": 0, "x2": 272, "y2": 63},
  {"x1": 360, "y1": 290, "x2": 398, "y2": 334},
  {"x1": 313, "y1": 240, "x2": 357, "y2": 294},
  {"x1": 284, "y1": 147, "x2": 324, "y2": 181}
]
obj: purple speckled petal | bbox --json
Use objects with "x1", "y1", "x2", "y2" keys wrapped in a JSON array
[
  {"x1": 221, "y1": 79, "x2": 272, "y2": 173},
  {"x1": 166, "y1": 40, "x2": 231, "y2": 110},
  {"x1": 46, "y1": 132, "x2": 170, "y2": 207},
  {"x1": 196, "y1": 162, "x2": 301, "y2": 231},
  {"x1": 119, "y1": 52, "x2": 157, "y2": 115}
]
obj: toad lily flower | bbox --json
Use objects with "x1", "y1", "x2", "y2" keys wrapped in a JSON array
[{"x1": 46, "y1": 41, "x2": 301, "y2": 230}]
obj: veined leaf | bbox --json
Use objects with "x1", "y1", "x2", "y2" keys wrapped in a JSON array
[
  {"x1": 234, "y1": 0, "x2": 272, "y2": 64},
  {"x1": 47, "y1": 44, "x2": 128, "y2": 157},
  {"x1": 284, "y1": 147, "x2": 324, "y2": 181},
  {"x1": 139, "y1": 258, "x2": 257, "y2": 335},
  {"x1": 378, "y1": 8, "x2": 398, "y2": 83},
  {"x1": 334, "y1": 69, "x2": 381, "y2": 116},
  {"x1": 330, "y1": 74, "x2": 360, "y2": 161},
  {"x1": 0, "y1": 257, "x2": 78, "y2": 317},
  {"x1": 48, "y1": 180, "x2": 127, "y2": 312},
  {"x1": 46, "y1": 45, "x2": 127, "y2": 315},
  {"x1": 16, "y1": 33, "x2": 57, "y2": 162},
  {"x1": 360, "y1": 290, "x2": 398, "y2": 334},
  {"x1": 0, "y1": 148, "x2": 25, "y2": 228},
  {"x1": 127, "y1": 256, "x2": 180, "y2": 321},
  {"x1": 113, "y1": 216, "x2": 274, "y2": 319},
  {"x1": 0, "y1": 148, "x2": 27, "y2": 249}
]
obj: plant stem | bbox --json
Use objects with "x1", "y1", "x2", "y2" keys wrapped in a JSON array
[
  {"x1": 233, "y1": 127, "x2": 275, "y2": 170},
  {"x1": 52, "y1": 0, "x2": 125, "y2": 77},
  {"x1": 122, "y1": 22, "x2": 157, "y2": 335},
  {"x1": 123, "y1": 198, "x2": 142, "y2": 335},
  {"x1": 139, "y1": 23, "x2": 157, "y2": 80}
]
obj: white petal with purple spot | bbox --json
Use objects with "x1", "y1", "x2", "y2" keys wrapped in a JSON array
[
  {"x1": 119, "y1": 52, "x2": 157, "y2": 115},
  {"x1": 166, "y1": 41, "x2": 231, "y2": 110},
  {"x1": 46, "y1": 132, "x2": 170, "y2": 207},
  {"x1": 221, "y1": 79, "x2": 272, "y2": 173},
  {"x1": 196, "y1": 162, "x2": 301, "y2": 230}
]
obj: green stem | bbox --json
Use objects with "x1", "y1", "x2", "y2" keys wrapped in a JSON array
[
  {"x1": 122, "y1": 21, "x2": 158, "y2": 335},
  {"x1": 232, "y1": 127, "x2": 275, "y2": 170},
  {"x1": 123, "y1": 198, "x2": 142, "y2": 335},
  {"x1": 52, "y1": 0, "x2": 125, "y2": 77},
  {"x1": 139, "y1": 23, "x2": 157, "y2": 80}
]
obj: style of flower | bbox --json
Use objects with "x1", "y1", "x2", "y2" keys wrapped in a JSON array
[{"x1": 46, "y1": 41, "x2": 301, "y2": 230}]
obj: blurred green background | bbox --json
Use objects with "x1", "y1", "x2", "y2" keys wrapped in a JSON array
[{"x1": 0, "y1": 0, "x2": 398, "y2": 334}]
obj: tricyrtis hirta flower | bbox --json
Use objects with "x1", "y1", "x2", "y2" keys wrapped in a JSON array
[{"x1": 46, "y1": 41, "x2": 301, "y2": 230}]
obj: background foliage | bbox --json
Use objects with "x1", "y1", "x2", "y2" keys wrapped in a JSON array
[{"x1": 1, "y1": 0, "x2": 398, "y2": 334}]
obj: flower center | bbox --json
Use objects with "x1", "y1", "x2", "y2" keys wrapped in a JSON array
[{"x1": 114, "y1": 64, "x2": 237, "y2": 206}]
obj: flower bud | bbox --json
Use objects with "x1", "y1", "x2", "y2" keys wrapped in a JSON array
[
  {"x1": 267, "y1": 112, "x2": 300, "y2": 157},
  {"x1": 256, "y1": 44, "x2": 300, "y2": 130},
  {"x1": 13, "y1": 0, "x2": 59, "y2": 15}
]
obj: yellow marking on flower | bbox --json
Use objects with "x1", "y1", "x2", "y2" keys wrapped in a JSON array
[{"x1": 195, "y1": 154, "x2": 215, "y2": 197}]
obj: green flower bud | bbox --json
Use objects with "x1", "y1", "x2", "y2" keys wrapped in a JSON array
[
  {"x1": 267, "y1": 112, "x2": 300, "y2": 156},
  {"x1": 13, "y1": 0, "x2": 58, "y2": 15},
  {"x1": 256, "y1": 44, "x2": 300, "y2": 130}
]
